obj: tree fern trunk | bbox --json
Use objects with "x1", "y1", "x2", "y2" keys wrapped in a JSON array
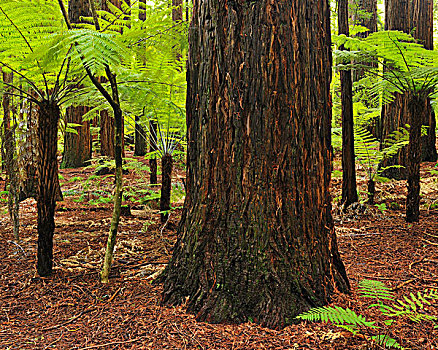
[
  {"x1": 406, "y1": 97, "x2": 422, "y2": 222},
  {"x1": 36, "y1": 101, "x2": 60, "y2": 277}
]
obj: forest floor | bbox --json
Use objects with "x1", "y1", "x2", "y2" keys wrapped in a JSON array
[{"x1": 0, "y1": 150, "x2": 437, "y2": 350}]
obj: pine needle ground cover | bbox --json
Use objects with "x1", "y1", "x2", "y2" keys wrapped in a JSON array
[{"x1": 0, "y1": 150, "x2": 437, "y2": 349}]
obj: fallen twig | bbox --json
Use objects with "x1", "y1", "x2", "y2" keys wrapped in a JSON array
[
  {"x1": 40, "y1": 308, "x2": 93, "y2": 331},
  {"x1": 76, "y1": 338, "x2": 140, "y2": 350}
]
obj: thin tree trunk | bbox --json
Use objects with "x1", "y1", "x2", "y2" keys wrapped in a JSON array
[
  {"x1": 161, "y1": 0, "x2": 350, "y2": 328},
  {"x1": 149, "y1": 119, "x2": 158, "y2": 184},
  {"x1": 160, "y1": 153, "x2": 172, "y2": 222},
  {"x1": 36, "y1": 101, "x2": 60, "y2": 277},
  {"x1": 100, "y1": 69, "x2": 124, "y2": 283},
  {"x1": 339, "y1": 0, "x2": 358, "y2": 208},
  {"x1": 2, "y1": 71, "x2": 20, "y2": 242}
]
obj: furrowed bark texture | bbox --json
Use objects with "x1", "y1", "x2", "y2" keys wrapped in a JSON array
[
  {"x1": 160, "y1": 153, "x2": 173, "y2": 223},
  {"x1": 381, "y1": 0, "x2": 436, "y2": 179},
  {"x1": 36, "y1": 101, "x2": 60, "y2": 277},
  {"x1": 339, "y1": 0, "x2": 358, "y2": 208},
  {"x1": 161, "y1": 0, "x2": 350, "y2": 328}
]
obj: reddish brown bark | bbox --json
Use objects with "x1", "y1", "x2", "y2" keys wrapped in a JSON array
[{"x1": 161, "y1": 0, "x2": 350, "y2": 328}]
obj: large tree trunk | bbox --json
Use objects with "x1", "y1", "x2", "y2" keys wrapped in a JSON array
[
  {"x1": 411, "y1": 0, "x2": 436, "y2": 162},
  {"x1": 61, "y1": 0, "x2": 92, "y2": 169},
  {"x1": 339, "y1": 0, "x2": 358, "y2": 208},
  {"x1": 381, "y1": 0, "x2": 436, "y2": 178},
  {"x1": 161, "y1": 0, "x2": 350, "y2": 328},
  {"x1": 36, "y1": 101, "x2": 60, "y2": 277}
]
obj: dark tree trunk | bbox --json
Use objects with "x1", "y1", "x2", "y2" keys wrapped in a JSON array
[
  {"x1": 134, "y1": 114, "x2": 146, "y2": 156},
  {"x1": 149, "y1": 119, "x2": 158, "y2": 184},
  {"x1": 61, "y1": 106, "x2": 92, "y2": 168},
  {"x1": 61, "y1": 0, "x2": 92, "y2": 169},
  {"x1": 36, "y1": 101, "x2": 60, "y2": 277},
  {"x1": 406, "y1": 96, "x2": 422, "y2": 222},
  {"x1": 339, "y1": 0, "x2": 358, "y2": 208},
  {"x1": 160, "y1": 153, "x2": 173, "y2": 222},
  {"x1": 367, "y1": 179, "x2": 375, "y2": 205},
  {"x1": 161, "y1": 0, "x2": 350, "y2": 328},
  {"x1": 381, "y1": 0, "x2": 436, "y2": 178},
  {"x1": 411, "y1": 0, "x2": 436, "y2": 162}
]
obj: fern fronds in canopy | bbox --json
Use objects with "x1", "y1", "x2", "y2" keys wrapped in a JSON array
[
  {"x1": 334, "y1": 30, "x2": 438, "y2": 103},
  {"x1": 0, "y1": 0, "x2": 64, "y2": 65}
]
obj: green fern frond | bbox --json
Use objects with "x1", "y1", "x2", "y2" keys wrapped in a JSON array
[
  {"x1": 382, "y1": 289, "x2": 438, "y2": 322},
  {"x1": 371, "y1": 335, "x2": 404, "y2": 349},
  {"x1": 296, "y1": 305, "x2": 377, "y2": 328},
  {"x1": 359, "y1": 280, "x2": 395, "y2": 301}
]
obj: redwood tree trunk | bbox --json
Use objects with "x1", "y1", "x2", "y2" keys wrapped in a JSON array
[
  {"x1": 36, "y1": 101, "x2": 60, "y2": 277},
  {"x1": 161, "y1": 0, "x2": 350, "y2": 328},
  {"x1": 61, "y1": 105, "x2": 92, "y2": 168},
  {"x1": 339, "y1": 0, "x2": 358, "y2": 208},
  {"x1": 100, "y1": 108, "x2": 115, "y2": 157},
  {"x1": 61, "y1": 0, "x2": 92, "y2": 169}
]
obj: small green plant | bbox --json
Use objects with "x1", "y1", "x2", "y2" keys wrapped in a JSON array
[
  {"x1": 296, "y1": 280, "x2": 438, "y2": 349},
  {"x1": 375, "y1": 203, "x2": 387, "y2": 214}
]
